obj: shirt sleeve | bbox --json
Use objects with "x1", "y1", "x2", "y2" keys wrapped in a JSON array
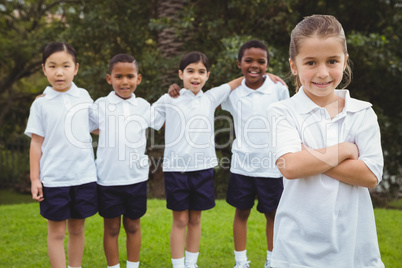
[
  {"x1": 24, "y1": 100, "x2": 45, "y2": 138},
  {"x1": 150, "y1": 94, "x2": 167, "y2": 130},
  {"x1": 355, "y1": 108, "x2": 384, "y2": 183},
  {"x1": 278, "y1": 84, "x2": 290, "y2": 101},
  {"x1": 89, "y1": 101, "x2": 100, "y2": 131},
  {"x1": 205, "y1": 83, "x2": 231, "y2": 108},
  {"x1": 268, "y1": 102, "x2": 302, "y2": 160}
]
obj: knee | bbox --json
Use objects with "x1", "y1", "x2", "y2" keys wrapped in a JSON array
[
  {"x1": 105, "y1": 223, "x2": 121, "y2": 237},
  {"x1": 49, "y1": 230, "x2": 66, "y2": 241},
  {"x1": 265, "y1": 210, "x2": 276, "y2": 220},
  {"x1": 236, "y1": 209, "x2": 251, "y2": 221},
  {"x1": 188, "y1": 213, "x2": 201, "y2": 227},
  {"x1": 124, "y1": 220, "x2": 140, "y2": 235},
  {"x1": 173, "y1": 216, "x2": 189, "y2": 229}
]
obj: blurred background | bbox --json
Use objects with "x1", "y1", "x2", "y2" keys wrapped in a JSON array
[{"x1": 1, "y1": 0, "x2": 401, "y2": 206}]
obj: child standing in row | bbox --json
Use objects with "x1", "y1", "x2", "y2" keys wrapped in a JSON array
[
  {"x1": 152, "y1": 51, "x2": 244, "y2": 268},
  {"x1": 91, "y1": 54, "x2": 150, "y2": 268},
  {"x1": 25, "y1": 42, "x2": 98, "y2": 268},
  {"x1": 221, "y1": 40, "x2": 289, "y2": 268},
  {"x1": 268, "y1": 15, "x2": 384, "y2": 267}
]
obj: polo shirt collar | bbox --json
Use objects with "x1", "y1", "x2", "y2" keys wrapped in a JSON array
[
  {"x1": 294, "y1": 86, "x2": 371, "y2": 115},
  {"x1": 237, "y1": 75, "x2": 273, "y2": 98},
  {"x1": 43, "y1": 82, "x2": 81, "y2": 99},
  {"x1": 107, "y1": 91, "x2": 138, "y2": 105},
  {"x1": 180, "y1": 88, "x2": 204, "y2": 97}
]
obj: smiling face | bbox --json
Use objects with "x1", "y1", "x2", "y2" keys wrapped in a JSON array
[
  {"x1": 106, "y1": 62, "x2": 142, "y2": 99},
  {"x1": 42, "y1": 51, "x2": 79, "y2": 92},
  {"x1": 237, "y1": 47, "x2": 268, "y2": 90},
  {"x1": 290, "y1": 36, "x2": 348, "y2": 106},
  {"x1": 179, "y1": 61, "x2": 210, "y2": 95}
]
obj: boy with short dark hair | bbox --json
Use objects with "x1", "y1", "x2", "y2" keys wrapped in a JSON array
[{"x1": 221, "y1": 40, "x2": 289, "y2": 268}]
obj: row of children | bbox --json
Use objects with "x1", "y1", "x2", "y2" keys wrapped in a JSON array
[{"x1": 25, "y1": 14, "x2": 384, "y2": 268}]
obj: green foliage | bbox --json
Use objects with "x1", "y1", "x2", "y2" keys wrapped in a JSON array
[
  {"x1": 1, "y1": 0, "x2": 401, "y2": 192},
  {"x1": 0, "y1": 200, "x2": 401, "y2": 267}
]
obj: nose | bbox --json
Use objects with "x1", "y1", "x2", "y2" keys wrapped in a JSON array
[
  {"x1": 56, "y1": 67, "x2": 63, "y2": 76},
  {"x1": 317, "y1": 63, "x2": 329, "y2": 78}
]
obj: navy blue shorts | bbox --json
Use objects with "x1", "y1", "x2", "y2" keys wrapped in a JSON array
[
  {"x1": 40, "y1": 182, "x2": 98, "y2": 221},
  {"x1": 226, "y1": 172, "x2": 283, "y2": 213},
  {"x1": 97, "y1": 181, "x2": 147, "y2": 220},
  {"x1": 164, "y1": 169, "x2": 215, "y2": 211}
]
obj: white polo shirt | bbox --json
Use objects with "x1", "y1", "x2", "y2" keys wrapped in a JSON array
[
  {"x1": 91, "y1": 91, "x2": 151, "y2": 186},
  {"x1": 25, "y1": 82, "x2": 97, "y2": 187},
  {"x1": 152, "y1": 83, "x2": 231, "y2": 172},
  {"x1": 268, "y1": 88, "x2": 384, "y2": 268},
  {"x1": 221, "y1": 76, "x2": 289, "y2": 177}
]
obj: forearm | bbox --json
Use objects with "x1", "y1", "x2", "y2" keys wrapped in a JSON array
[
  {"x1": 29, "y1": 135, "x2": 43, "y2": 182},
  {"x1": 228, "y1": 76, "x2": 244, "y2": 91},
  {"x1": 277, "y1": 143, "x2": 357, "y2": 180},
  {"x1": 324, "y1": 159, "x2": 379, "y2": 188}
]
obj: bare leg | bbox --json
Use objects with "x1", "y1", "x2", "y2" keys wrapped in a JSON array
[
  {"x1": 47, "y1": 220, "x2": 67, "y2": 268},
  {"x1": 103, "y1": 217, "x2": 121, "y2": 266},
  {"x1": 123, "y1": 216, "x2": 141, "y2": 262},
  {"x1": 170, "y1": 210, "x2": 189, "y2": 259},
  {"x1": 186, "y1": 210, "x2": 202, "y2": 253},
  {"x1": 233, "y1": 208, "x2": 251, "y2": 251},
  {"x1": 265, "y1": 210, "x2": 276, "y2": 252},
  {"x1": 67, "y1": 218, "x2": 86, "y2": 267}
]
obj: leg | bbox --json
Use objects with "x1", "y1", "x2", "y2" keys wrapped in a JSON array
[
  {"x1": 67, "y1": 218, "x2": 86, "y2": 267},
  {"x1": 103, "y1": 217, "x2": 122, "y2": 266},
  {"x1": 265, "y1": 210, "x2": 276, "y2": 252},
  {"x1": 170, "y1": 210, "x2": 189, "y2": 259},
  {"x1": 123, "y1": 216, "x2": 141, "y2": 262},
  {"x1": 47, "y1": 220, "x2": 67, "y2": 268},
  {"x1": 233, "y1": 208, "x2": 251, "y2": 251},
  {"x1": 186, "y1": 210, "x2": 202, "y2": 253}
]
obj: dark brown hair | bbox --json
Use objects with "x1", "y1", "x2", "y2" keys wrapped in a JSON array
[
  {"x1": 179, "y1": 51, "x2": 210, "y2": 72},
  {"x1": 42, "y1": 42, "x2": 77, "y2": 65}
]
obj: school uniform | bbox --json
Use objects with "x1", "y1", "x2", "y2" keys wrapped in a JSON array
[
  {"x1": 221, "y1": 76, "x2": 289, "y2": 213},
  {"x1": 152, "y1": 83, "x2": 231, "y2": 210},
  {"x1": 25, "y1": 82, "x2": 97, "y2": 221},
  {"x1": 91, "y1": 91, "x2": 151, "y2": 219},
  {"x1": 268, "y1": 87, "x2": 384, "y2": 268}
]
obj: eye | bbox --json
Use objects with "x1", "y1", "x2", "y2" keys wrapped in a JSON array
[
  {"x1": 305, "y1": 61, "x2": 316, "y2": 66},
  {"x1": 328, "y1": 59, "x2": 338, "y2": 64},
  {"x1": 127, "y1": 75, "x2": 135, "y2": 79},
  {"x1": 258, "y1": 60, "x2": 267, "y2": 65},
  {"x1": 115, "y1": 75, "x2": 122, "y2": 79}
]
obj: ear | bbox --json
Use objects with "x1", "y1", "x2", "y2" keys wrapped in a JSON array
[
  {"x1": 237, "y1": 61, "x2": 241, "y2": 69},
  {"x1": 344, "y1": 54, "x2": 349, "y2": 70},
  {"x1": 42, "y1": 64, "x2": 46, "y2": 76},
  {"x1": 178, "y1": 70, "x2": 183, "y2": 80},
  {"x1": 289, "y1": 58, "x2": 298, "y2": 75},
  {"x1": 74, "y1": 63, "x2": 79, "y2": 75},
  {"x1": 206, "y1": 71, "x2": 210, "y2": 81},
  {"x1": 106, "y1": 74, "x2": 112, "y2": 85},
  {"x1": 137, "y1": 73, "x2": 142, "y2": 85}
]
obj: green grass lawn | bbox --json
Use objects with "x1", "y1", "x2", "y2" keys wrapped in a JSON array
[{"x1": 0, "y1": 198, "x2": 401, "y2": 267}]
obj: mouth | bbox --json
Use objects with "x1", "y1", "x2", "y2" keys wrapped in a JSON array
[
  {"x1": 312, "y1": 81, "x2": 332, "y2": 87},
  {"x1": 191, "y1": 82, "x2": 200, "y2": 86},
  {"x1": 248, "y1": 70, "x2": 260, "y2": 77}
]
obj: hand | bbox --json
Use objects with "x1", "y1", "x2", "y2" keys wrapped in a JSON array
[
  {"x1": 266, "y1": 73, "x2": 287, "y2": 87},
  {"x1": 31, "y1": 179, "x2": 44, "y2": 202},
  {"x1": 168, "y1": 83, "x2": 181, "y2": 98},
  {"x1": 35, "y1": 94, "x2": 45, "y2": 99}
]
